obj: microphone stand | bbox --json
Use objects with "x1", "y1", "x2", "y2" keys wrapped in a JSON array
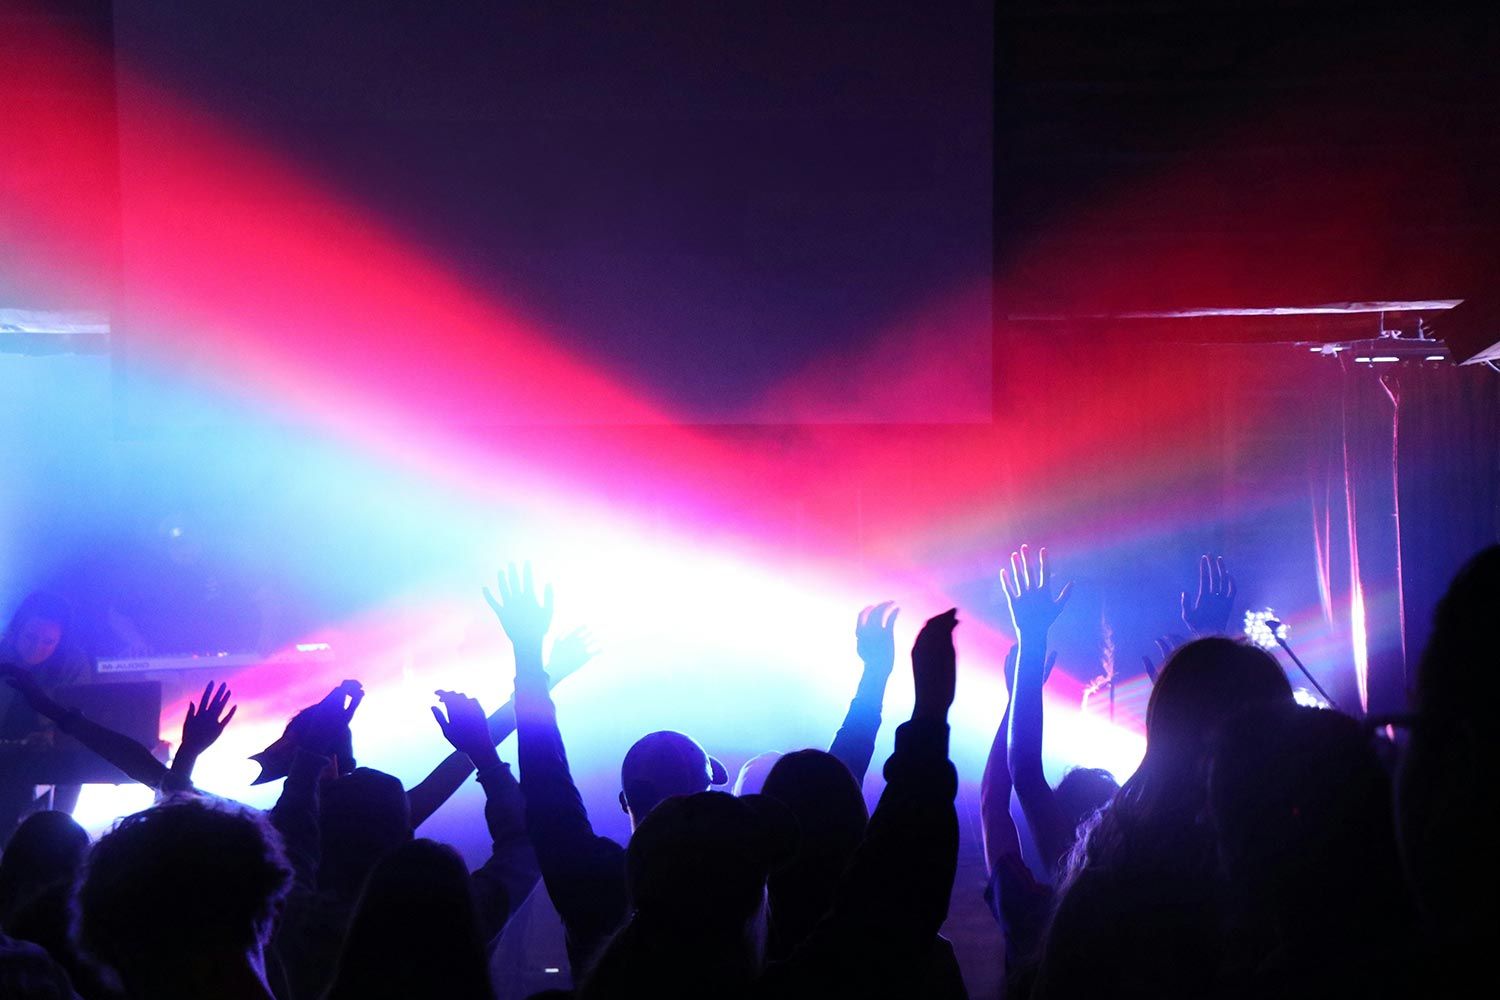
[{"x1": 1265, "y1": 620, "x2": 1338, "y2": 709}]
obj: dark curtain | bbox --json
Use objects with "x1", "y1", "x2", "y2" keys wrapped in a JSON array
[
  {"x1": 1393, "y1": 366, "x2": 1500, "y2": 674},
  {"x1": 1312, "y1": 360, "x2": 1500, "y2": 716}
]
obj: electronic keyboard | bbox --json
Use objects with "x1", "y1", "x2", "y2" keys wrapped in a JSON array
[{"x1": 97, "y1": 643, "x2": 334, "y2": 674}]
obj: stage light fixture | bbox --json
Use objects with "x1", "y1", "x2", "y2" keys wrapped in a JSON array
[{"x1": 1243, "y1": 608, "x2": 1287, "y2": 650}]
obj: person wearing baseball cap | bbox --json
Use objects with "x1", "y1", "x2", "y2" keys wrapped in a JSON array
[
  {"x1": 618, "y1": 729, "x2": 729, "y2": 822},
  {"x1": 578, "y1": 608, "x2": 962, "y2": 1000}
]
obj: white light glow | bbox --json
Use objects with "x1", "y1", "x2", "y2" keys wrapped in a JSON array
[
  {"x1": 1243, "y1": 608, "x2": 1288, "y2": 651},
  {"x1": 1292, "y1": 686, "x2": 1331, "y2": 709}
]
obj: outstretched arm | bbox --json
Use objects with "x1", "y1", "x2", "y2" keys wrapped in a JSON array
[
  {"x1": 485, "y1": 564, "x2": 626, "y2": 971},
  {"x1": 981, "y1": 644, "x2": 1063, "y2": 966},
  {"x1": 829, "y1": 602, "x2": 899, "y2": 783},
  {"x1": 268, "y1": 681, "x2": 363, "y2": 889},
  {"x1": 980, "y1": 646, "x2": 1023, "y2": 875},
  {"x1": 1002, "y1": 545, "x2": 1075, "y2": 874},
  {"x1": 768, "y1": 610, "x2": 961, "y2": 996},
  {"x1": 407, "y1": 700, "x2": 516, "y2": 830},
  {"x1": 408, "y1": 629, "x2": 597, "y2": 830},
  {"x1": 1, "y1": 666, "x2": 168, "y2": 789},
  {"x1": 432, "y1": 689, "x2": 541, "y2": 939}
]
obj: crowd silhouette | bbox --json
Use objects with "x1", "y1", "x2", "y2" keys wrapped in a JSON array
[{"x1": 0, "y1": 545, "x2": 1493, "y2": 998}]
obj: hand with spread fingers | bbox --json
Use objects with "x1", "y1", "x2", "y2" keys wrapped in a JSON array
[
  {"x1": 856, "y1": 601, "x2": 900, "y2": 675},
  {"x1": 179, "y1": 681, "x2": 237, "y2": 760},
  {"x1": 431, "y1": 689, "x2": 501, "y2": 770},
  {"x1": 1141, "y1": 634, "x2": 1184, "y2": 683},
  {"x1": 484, "y1": 562, "x2": 554, "y2": 654},
  {"x1": 1001, "y1": 545, "x2": 1074, "y2": 642},
  {"x1": 547, "y1": 626, "x2": 599, "y2": 684},
  {"x1": 1181, "y1": 554, "x2": 1236, "y2": 635}
]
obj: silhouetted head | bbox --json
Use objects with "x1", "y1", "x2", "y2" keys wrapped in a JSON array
[
  {"x1": 0, "y1": 811, "x2": 89, "y2": 926},
  {"x1": 626, "y1": 792, "x2": 794, "y2": 934},
  {"x1": 758, "y1": 749, "x2": 867, "y2": 958},
  {"x1": 1396, "y1": 545, "x2": 1500, "y2": 964},
  {"x1": 1135, "y1": 638, "x2": 1292, "y2": 810},
  {"x1": 3, "y1": 592, "x2": 72, "y2": 668},
  {"x1": 1068, "y1": 638, "x2": 1291, "y2": 881},
  {"x1": 583, "y1": 792, "x2": 794, "y2": 999},
  {"x1": 76, "y1": 798, "x2": 291, "y2": 984},
  {"x1": 319, "y1": 767, "x2": 412, "y2": 899},
  {"x1": 618, "y1": 730, "x2": 728, "y2": 828},
  {"x1": 325, "y1": 839, "x2": 490, "y2": 1000},
  {"x1": 732, "y1": 751, "x2": 782, "y2": 797},
  {"x1": 1212, "y1": 704, "x2": 1407, "y2": 917},
  {"x1": 1211, "y1": 703, "x2": 1418, "y2": 989},
  {"x1": 761, "y1": 750, "x2": 865, "y2": 869},
  {"x1": 1054, "y1": 766, "x2": 1119, "y2": 833},
  {"x1": 1147, "y1": 638, "x2": 1292, "y2": 749}
]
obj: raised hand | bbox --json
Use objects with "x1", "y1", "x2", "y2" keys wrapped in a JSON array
[
  {"x1": 912, "y1": 609, "x2": 958, "y2": 723},
  {"x1": 547, "y1": 626, "x2": 599, "y2": 684},
  {"x1": 856, "y1": 602, "x2": 900, "y2": 673},
  {"x1": 431, "y1": 690, "x2": 499, "y2": 768},
  {"x1": 1000, "y1": 545, "x2": 1074, "y2": 640},
  {"x1": 1181, "y1": 554, "x2": 1236, "y2": 634},
  {"x1": 297, "y1": 680, "x2": 364, "y2": 757},
  {"x1": 1140, "y1": 634, "x2": 1183, "y2": 683},
  {"x1": 483, "y1": 562, "x2": 554, "y2": 653},
  {"x1": 178, "y1": 681, "x2": 237, "y2": 759}
]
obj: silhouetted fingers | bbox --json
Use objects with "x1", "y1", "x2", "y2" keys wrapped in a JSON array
[{"x1": 343, "y1": 685, "x2": 365, "y2": 721}]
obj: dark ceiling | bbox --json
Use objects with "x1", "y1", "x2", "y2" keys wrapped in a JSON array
[{"x1": 995, "y1": 0, "x2": 1498, "y2": 318}]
